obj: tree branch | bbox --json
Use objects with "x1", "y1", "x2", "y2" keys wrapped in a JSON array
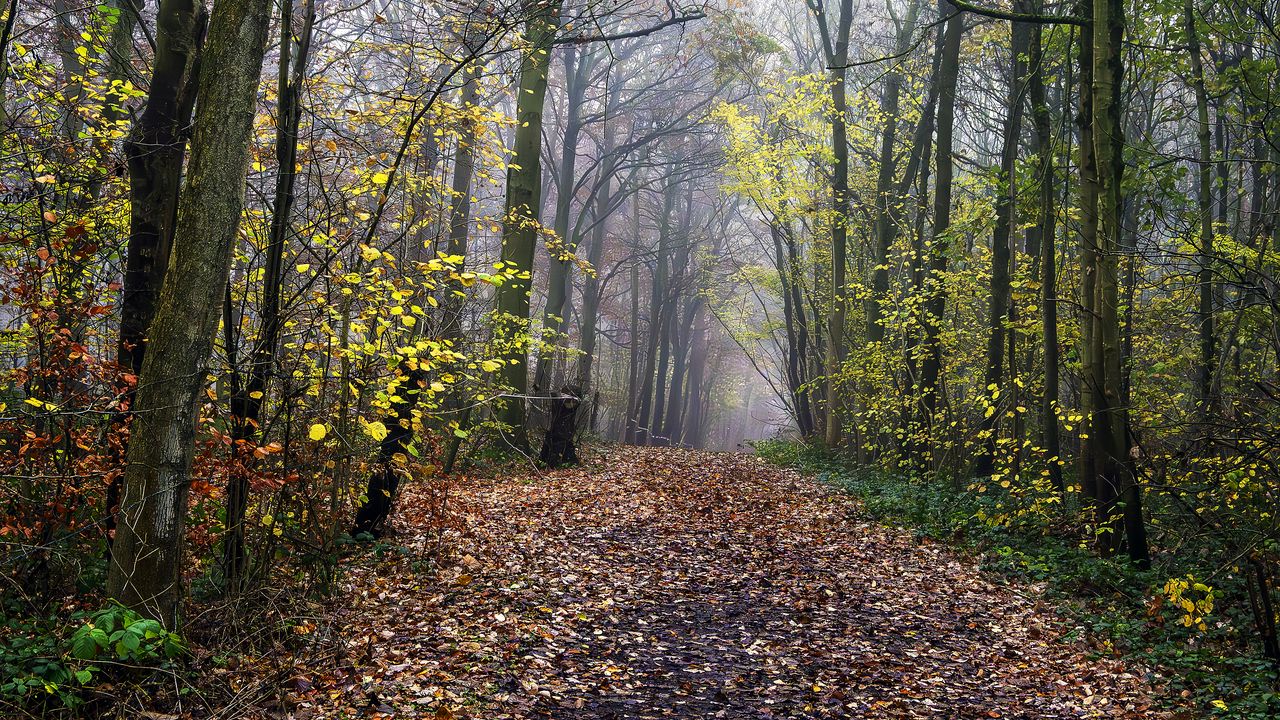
[
  {"x1": 555, "y1": 11, "x2": 707, "y2": 45},
  {"x1": 947, "y1": 0, "x2": 1088, "y2": 26}
]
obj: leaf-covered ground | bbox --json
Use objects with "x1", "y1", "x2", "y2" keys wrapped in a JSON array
[{"x1": 302, "y1": 447, "x2": 1170, "y2": 719}]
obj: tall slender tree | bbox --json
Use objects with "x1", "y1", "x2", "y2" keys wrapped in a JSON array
[{"x1": 494, "y1": 0, "x2": 563, "y2": 450}]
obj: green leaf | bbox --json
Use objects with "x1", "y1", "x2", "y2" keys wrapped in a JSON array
[
  {"x1": 71, "y1": 633, "x2": 98, "y2": 660},
  {"x1": 120, "y1": 632, "x2": 141, "y2": 653}
]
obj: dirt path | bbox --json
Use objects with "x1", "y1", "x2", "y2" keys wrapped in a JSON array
[{"x1": 309, "y1": 447, "x2": 1167, "y2": 719}]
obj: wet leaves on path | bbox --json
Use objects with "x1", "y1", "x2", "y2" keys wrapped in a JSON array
[{"x1": 303, "y1": 447, "x2": 1167, "y2": 719}]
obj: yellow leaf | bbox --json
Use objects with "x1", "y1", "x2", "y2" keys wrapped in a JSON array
[
  {"x1": 365, "y1": 421, "x2": 388, "y2": 441},
  {"x1": 308, "y1": 423, "x2": 327, "y2": 441}
]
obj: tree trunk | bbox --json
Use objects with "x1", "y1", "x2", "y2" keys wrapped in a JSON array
[
  {"x1": 625, "y1": 240, "x2": 642, "y2": 442},
  {"x1": 1184, "y1": 0, "x2": 1216, "y2": 418},
  {"x1": 663, "y1": 294, "x2": 702, "y2": 445},
  {"x1": 535, "y1": 45, "x2": 590, "y2": 393},
  {"x1": 351, "y1": 369, "x2": 425, "y2": 537},
  {"x1": 1075, "y1": 0, "x2": 1099, "y2": 502},
  {"x1": 106, "y1": 0, "x2": 272, "y2": 628},
  {"x1": 105, "y1": 0, "x2": 206, "y2": 554},
  {"x1": 652, "y1": 194, "x2": 693, "y2": 444},
  {"x1": 1091, "y1": 0, "x2": 1148, "y2": 566},
  {"x1": 682, "y1": 305, "x2": 710, "y2": 447},
  {"x1": 575, "y1": 159, "x2": 615, "y2": 389},
  {"x1": 772, "y1": 221, "x2": 813, "y2": 437},
  {"x1": 446, "y1": 64, "x2": 481, "y2": 264},
  {"x1": 822, "y1": 0, "x2": 854, "y2": 447},
  {"x1": 118, "y1": 0, "x2": 206, "y2": 378},
  {"x1": 633, "y1": 179, "x2": 677, "y2": 444},
  {"x1": 868, "y1": 0, "x2": 921, "y2": 343},
  {"x1": 1029, "y1": 13, "x2": 1063, "y2": 490},
  {"x1": 975, "y1": 7, "x2": 1030, "y2": 477},
  {"x1": 221, "y1": 0, "x2": 314, "y2": 589},
  {"x1": 494, "y1": 0, "x2": 562, "y2": 450},
  {"x1": 919, "y1": 0, "x2": 964, "y2": 465}
]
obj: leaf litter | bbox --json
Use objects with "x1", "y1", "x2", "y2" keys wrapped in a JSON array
[{"x1": 297, "y1": 446, "x2": 1172, "y2": 719}]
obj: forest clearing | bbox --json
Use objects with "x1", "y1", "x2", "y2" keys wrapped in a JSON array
[{"x1": 2, "y1": 0, "x2": 1280, "y2": 716}]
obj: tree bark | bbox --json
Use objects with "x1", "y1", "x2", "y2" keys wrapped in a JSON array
[
  {"x1": 682, "y1": 304, "x2": 710, "y2": 447},
  {"x1": 1075, "y1": 0, "x2": 1099, "y2": 502},
  {"x1": 118, "y1": 0, "x2": 206, "y2": 378},
  {"x1": 1184, "y1": 0, "x2": 1216, "y2": 418},
  {"x1": 534, "y1": 45, "x2": 590, "y2": 393},
  {"x1": 106, "y1": 0, "x2": 206, "y2": 554},
  {"x1": 919, "y1": 0, "x2": 964, "y2": 464},
  {"x1": 820, "y1": 0, "x2": 854, "y2": 447},
  {"x1": 975, "y1": 6, "x2": 1031, "y2": 477},
  {"x1": 494, "y1": 0, "x2": 562, "y2": 450},
  {"x1": 625, "y1": 245, "x2": 642, "y2": 443},
  {"x1": 222, "y1": 0, "x2": 314, "y2": 589},
  {"x1": 1091, "y1": 0, "x2": 1148, "y2": 566},
  {"x1": 633, "y1": 179, "x2": 677, "y2": 444},
  {"x1": 575, "y1": 159, "x2": 615, "y2": 389},
  {"x1": 106, "y1": 0, "x2": 272, "y2": 628},
  {"x1": 1029, "y1": 13, "x2": 1063, "y2": 490},
  {"x1": 868, "y1": 0, "x2": 921, "y2": 343}
]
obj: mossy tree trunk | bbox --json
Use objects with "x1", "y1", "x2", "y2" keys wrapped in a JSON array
[
  {"x1": 494, "y1": 0, "x2": 562, "y2": 451},
  {"x1": 105, "y1": 0, "x2": 272, "y2": 628}
]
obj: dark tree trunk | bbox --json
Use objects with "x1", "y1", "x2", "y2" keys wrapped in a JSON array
[
  {"x1": 222, "y1": 0, "x2": 314, "y2": 588},
  {"x1": 539, "y1": 388, "x2": 581, "y2": 467},
  {"x1": 106, "y1": 0, "x2": 272, "y2": 628},
  {"x1": 535, "y1": 45, "x2": 590, "y2": 393},
  {"x1": 105, "y1": 0, "x2": 207, "y2": 554},
  {"x1": 1029, "y1": 12, "x2": 1063, "y2": 490},
  {"x1": 868, "y1": 0, "x2": 921, "y2": 342},
  {"x1": 118, "y1": 2, "x2": 206, "y2": 378},
  {"x1": 352, "y1": 370, "x2": 425, "y2": 538},
  {"x1": 975, "y1": 7, "x2": 1030, "y2": 478},
  {"x1": 1091, "y1": 0, "x2": 1148, "y2": 566},
  {"x1": 918, "y1": 0, "x2": 964, "y2": 466}
]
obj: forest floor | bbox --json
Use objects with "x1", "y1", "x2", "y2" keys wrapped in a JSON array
[{"x1": 292, "y1": 446, "x2": 1173, "y2": 719}]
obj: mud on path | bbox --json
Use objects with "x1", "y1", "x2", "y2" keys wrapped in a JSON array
[{"x1": 309, "y1": 446, "x2": 1167, "y2": 719}]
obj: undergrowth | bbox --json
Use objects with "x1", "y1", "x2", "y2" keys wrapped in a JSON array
[{"x1": 754, "y1": 438, "x2": 1280, "y2": 720}]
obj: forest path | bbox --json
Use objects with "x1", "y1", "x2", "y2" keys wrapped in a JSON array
[{"x1": 313, "y1": 446, "x2": 1165, "y2": 719}]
